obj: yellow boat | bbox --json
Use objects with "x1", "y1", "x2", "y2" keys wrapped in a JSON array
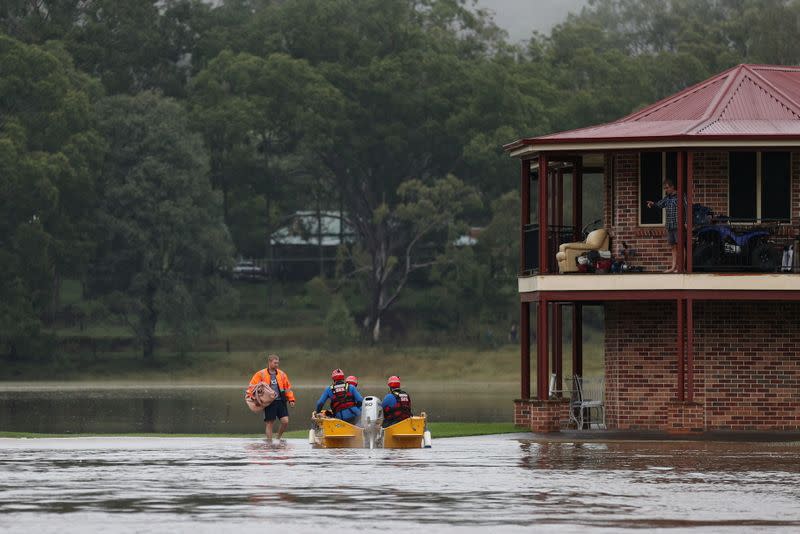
[
  {"x1": 310, "y1": 413, "x2": 364, "y2": 448},
  {"x1": 381, "y1": 413, "x2": 429, "y2": 449}
]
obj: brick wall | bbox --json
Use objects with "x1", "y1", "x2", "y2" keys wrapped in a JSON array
[
  {"x1": 603, "y1": 151, "x2": 800, "y2": 272},
  {"x1": 605, "y1": 301, "x2": 800, "y2": 432}
]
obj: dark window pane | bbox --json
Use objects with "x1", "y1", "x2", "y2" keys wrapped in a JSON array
[
  {"x1": 665, "y1": 152, "x2": 678, "y2": 186},
  {"x1": 761, "y1": 152, "x2": 791, "y2": 221},
  {"x1": 729, "y1": 152, "x2": 757, "y2": 220},
  {"x1": 640, "y1": 152, "x2": 663, "y2": 224}
]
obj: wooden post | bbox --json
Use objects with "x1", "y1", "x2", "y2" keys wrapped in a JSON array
[
  {"x1": 677, "y1": 151, "x2": 685, "y2": 273},
  {"x1": 687, "y1": 297, "x2": 694, "y2": 402},
  {"x1": 537, "y1": 297, "x2": 549, "y2": 400},
  {"x1": 520, "y1": 159, "x2": 531, "y2": 273},
  {"x1": 572, "y1": 303, "x2": 583, "y2": 378},
  {"x1": 520, "y1": 301, "x2": 530, "y2": 399},
  {"x1": 687, "y1": 151, "x2": 694, "y2": 273},
  {"x1": 676, "y1": 298, "x2": 685, "y2": 401},
  {"x1": 538, "y1": 154, "x2": 549, "y2": 273},
  {"x1": 553, "y1": 303, "x2": 563, "y2": 396},
  {"x1": 573, "y1": 158, "x2": 583, "y2": 241}
]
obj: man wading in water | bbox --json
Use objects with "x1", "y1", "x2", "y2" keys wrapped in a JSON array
[{"x1": 247, "y1": 354, "x2": 295, "y2": 442}]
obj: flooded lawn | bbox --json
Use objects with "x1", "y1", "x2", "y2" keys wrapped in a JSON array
[
  {"x1": 1, "y1": 436, "x2": 799, "y2": 532},
  {"x1": 0, "y1": 383, "x2": 516, "y2": 433}
]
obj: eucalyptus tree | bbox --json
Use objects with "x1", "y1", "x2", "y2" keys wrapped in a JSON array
[
  {"x1": 90, "y1": 92, "x2": 233, "y2": 361},
  {"x1": 188, "y1": 50, "x2": 343, "y2": 259},
  {"x1": 0, "y1": 35, "x2": 103, "y2": 359}
]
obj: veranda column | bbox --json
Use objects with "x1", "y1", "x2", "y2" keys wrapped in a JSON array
[
  {"x1": 537, "y1": 297, "x2": 549, "y2": 400},
  {"x1": 520, "y1": 302, "x2": 530, "y2": 399},
  {"x1": 572, "y1": 303, "x2": 583, "y2": 377},
  {"x1": 572, "y1": 158, "x2": 583, "y2": 241},
  {"x1": 520, "y1": 159, "x2": 531, "y2": 398},
  {"x1": 677, "y1": 151, "x2": 685, "y2": 272},
  {"x1": 553, "y1": 303, "x2": 563, "y2": 396},
  {"x1": 687, "y1": 297, "x2": 694, "y2": 401},
  {"x1": 520, "y1": 159, "x2": 531, "y2": 273},
  {"x1": 538, "y1": 154, "x2": 549, "y2": 273},
  {"x1": 676, "y1": 298, "x2": 685, "y2": 401},
  {"x1": 687, "y1": 151, "x2": 694, "y2": 272}
]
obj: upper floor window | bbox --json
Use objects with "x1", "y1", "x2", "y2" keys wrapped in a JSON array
[
  {"x1": 639, "y1": 152, "x2": 677, "y2": 225},
  {"x1": 729, "y1": 152, "x2": 791, "y2": 222}
]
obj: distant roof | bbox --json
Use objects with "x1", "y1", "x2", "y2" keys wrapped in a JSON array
[
  {"x1": 270, "y1": 211, "x2": 355, "y2": 246},
  {"x1": 505, "y1": 64, "x2": 800, "y2": 154}
]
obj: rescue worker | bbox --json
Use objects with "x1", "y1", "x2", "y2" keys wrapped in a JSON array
[
  {"x1": 315, "y1": 368, "x2": 364, "y2": 424},
  {"x1": 247, "y1": 353, "x2": 295, "y2": 442},
  {"x1": 345, "y1": 375, "x2": 359, "y2": 391},
  {"x1": 381, "y1": 375, "x2": 412, "y2": 428}
]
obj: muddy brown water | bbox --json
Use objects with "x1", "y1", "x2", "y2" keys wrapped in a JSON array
[
  {"x1": 1, "y1": 436, "x2": 799, "y2": 532},
  {"x1": 0, "y1": 383, "x2": 515, "y2": 434}
]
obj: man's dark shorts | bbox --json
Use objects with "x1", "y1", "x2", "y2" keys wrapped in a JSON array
[
  {"x1": 666, "y1": 229, "x2": 678, "y2": 245},
  {"x1": 264, "y1": 400, "x2": 289, "y2": 422}
]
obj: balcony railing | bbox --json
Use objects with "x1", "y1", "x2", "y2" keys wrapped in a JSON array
[
  {"x1": 522, "y1": 224, "x2": 576, "y2": 275},
  {"x1": 522, "y1": 221, "x2": 798, "y2": 276}
]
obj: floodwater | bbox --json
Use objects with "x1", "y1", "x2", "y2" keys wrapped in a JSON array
[
  {"x1": 0, "y1": 383, "x2": 515, "y2": 434},
  {"x1": 1, "y1": 436, "x2": 799, "y2": 532}
]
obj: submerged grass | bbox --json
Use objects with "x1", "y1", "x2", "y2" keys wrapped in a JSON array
[{"x1": 0, "y1": 423, "x2": 520, "y2": 440}]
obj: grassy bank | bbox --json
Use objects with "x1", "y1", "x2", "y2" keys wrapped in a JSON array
[{"x1": 0, "y1": 422, "x2": 521, "y2": 440}]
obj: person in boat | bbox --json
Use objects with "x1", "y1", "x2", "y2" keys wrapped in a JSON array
[
  {"x1": 381, "y1": 375, "x2": 412, "y2": 428},
  {"x1": 345, "y1": 375, "x2": 359, "y2": 392},
  {"x1": 315, "y1": 368, "x2": 364, "y2": 424},
  {"x1": 247, "y1": 353, "x2": 295, "y2": 442}
]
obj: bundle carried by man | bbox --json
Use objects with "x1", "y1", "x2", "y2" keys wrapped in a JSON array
[{"x1": 245, "y1": 382, "x2": 277, "y2": 413}]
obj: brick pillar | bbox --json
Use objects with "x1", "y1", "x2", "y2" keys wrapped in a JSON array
[{"x1": 514, "y1": 398, "x2": 570, "y2": 433}]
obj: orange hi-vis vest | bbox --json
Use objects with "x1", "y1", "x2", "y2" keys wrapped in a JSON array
[{"x1": 247, "y1": 368, "x2": 295, "y2": 403}]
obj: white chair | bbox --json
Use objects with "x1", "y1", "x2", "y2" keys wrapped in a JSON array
[{"x1": 570, "y1": 376, "x2": 606, "y2": 429}]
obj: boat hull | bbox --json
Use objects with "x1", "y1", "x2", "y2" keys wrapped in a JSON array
[
  {"x1": 312, "y1": 417, "x2": 364, "y2": 448},
  {"x1": 381, "y1": 415, "x2": 426, "y2": 449}
]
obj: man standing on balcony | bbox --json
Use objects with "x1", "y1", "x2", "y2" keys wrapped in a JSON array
[{"x1": 647, "y1": 179, "x2": 678, "y2": 273}]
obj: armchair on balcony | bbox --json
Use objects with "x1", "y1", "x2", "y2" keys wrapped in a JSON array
[{"x1": 556, "y1": 229, "x2": 610, "y2": 273}]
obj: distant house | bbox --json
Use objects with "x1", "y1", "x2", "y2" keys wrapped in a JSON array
[{"x1": 269, "y1": 211, "x2": 355, "y2": 280}]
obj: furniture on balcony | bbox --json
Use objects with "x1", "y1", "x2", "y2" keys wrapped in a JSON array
[{"x1": 556, "y1": 229, "x2": 610, "y2": 273}]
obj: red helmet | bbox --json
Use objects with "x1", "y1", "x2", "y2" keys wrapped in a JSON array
[
  {"x1": 331, "y1": 368, "x2": 345, "y2": 381},
  {"x1": 345, "y1": 375, "x2": 358, "y2": 386},
  {"x1": 387, "y1": 375, "x2": 401, "y2": 388}
]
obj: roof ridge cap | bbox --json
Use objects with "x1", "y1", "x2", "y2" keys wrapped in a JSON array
[{"x1": 686, "y1": 66, "x2": 747, "y2": 134}]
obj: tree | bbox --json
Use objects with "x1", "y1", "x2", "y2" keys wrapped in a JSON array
[
  {"x1": 339, "y1": 175, "x2": 481, "y2": 342},
  {"x1": 188, "y1": 50, "x2": 343, "y2": 258},
  {"x1": 0, "y1": 35, "x2": 102, "y2": 359},
  {"x1": 89, "y1": 92, "x2": 233, "y2": 361}
]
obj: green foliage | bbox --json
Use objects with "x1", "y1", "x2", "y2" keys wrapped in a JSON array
[
  {"x1": 88, "y1": 92, "x2": 234, "y2": 360},
  {"x1": 0, "y1": 34, "x2": 102, "y2": 360},
  {"x1": 324, "y1": 297, "x2": 359, "y2": 348},
  {"x1": 6, "y1": 0, "x2": 800, "y2": 357}
]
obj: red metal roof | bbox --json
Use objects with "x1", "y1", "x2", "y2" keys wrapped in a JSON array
[{"x1": 506, "y1": 64, "x2": 800, "y2": 151}]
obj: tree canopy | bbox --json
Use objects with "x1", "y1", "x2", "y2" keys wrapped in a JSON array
[{"x1": 3, "y1": 0, "x2": 800, "y2": 355}]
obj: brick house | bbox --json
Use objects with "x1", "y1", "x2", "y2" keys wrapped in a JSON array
[{"x1": 506, "y1": 64, "x2": 800, "y2": 434}]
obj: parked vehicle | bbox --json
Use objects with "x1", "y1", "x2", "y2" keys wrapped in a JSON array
[
  {"x1": 693, "y1": 223, "x2": 781, "y2": 272},
  {"x1": 231, "y1": 259, "x2": 268, "y2": 281}
]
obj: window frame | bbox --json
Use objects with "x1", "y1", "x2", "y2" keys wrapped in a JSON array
[
  {"x1": 638, "y1": 151, "x2": 671, "y2": 227},
  {"x1": 728, "y1": 151, "x2": 792, "y2": 224}
]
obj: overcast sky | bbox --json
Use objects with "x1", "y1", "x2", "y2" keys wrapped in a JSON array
[{"x1": 476, "y1": 0, "x2": 588, "y2": 42}]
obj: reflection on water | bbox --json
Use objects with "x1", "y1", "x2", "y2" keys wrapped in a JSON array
[
  {"x1": 1, "y1": 436, "x2": 799, "y2": 532},
  {"x1": 0, "y1": 384, "x2": 515, "y2": 434}
]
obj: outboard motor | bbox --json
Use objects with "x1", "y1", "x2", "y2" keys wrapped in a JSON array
[{"x1": 360, "y1": 396, "x2": 382, "y2": 449}]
